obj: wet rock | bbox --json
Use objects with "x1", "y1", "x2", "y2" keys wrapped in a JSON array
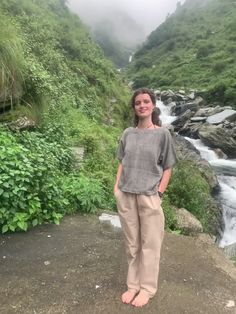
[
  {"x1": 213, "y1": 148, "x2": 227, "y2": 159},
  {"x1": 173, "y1": 102, "x2": 199, "y2": 116},
  {"x1": 179, "y1": 121, "x2": 203, "y2": 139},
  {"x1": 199, "y1": 124, "x2": 236, "y2": 158},
  {"x1": 172, "y1": 109, "x2": 194, "y2": 131}
]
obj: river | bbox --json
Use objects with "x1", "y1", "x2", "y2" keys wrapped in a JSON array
[{"x1": 158, "y1": 100, "x2": 236, "y2": 248}]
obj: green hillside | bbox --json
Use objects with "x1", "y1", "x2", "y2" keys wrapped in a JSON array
[
  {"x1": 127, "y1": 0, "x2": 236, "y2": 107},
  {"x1": 0, "y1": 0, "x2": 131, "y2": 232},
  {"x1": 0, "y1": 0, "x2": 130, "y2": 125}
]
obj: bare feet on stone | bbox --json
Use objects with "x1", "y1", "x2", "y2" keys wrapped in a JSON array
[
  {"x1": 131, "y1": 291, "x2": 150, "y2": 307},
  {"x1": 121, "y1": 290, "x2": 136, "y2": 304}
]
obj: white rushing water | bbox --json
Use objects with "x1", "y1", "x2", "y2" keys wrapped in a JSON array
[
  {"x1": 157, "y1": 100, "x2": 236, "y2": 247},
  {"x1": 157, "y1": 100, "x2": 177, "y2": 125},
  {"x1": 186, "y1": 137, "x2": 236, "y2": 247}
]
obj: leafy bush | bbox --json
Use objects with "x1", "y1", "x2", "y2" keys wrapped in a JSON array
[
  {"x1": 0, "y1": 127, "x2": 73, "y2": 233},
  {"x1": 225, "y1": 87, "x2": 236, "y2": 106},
  {"x1": 166, "y1": 160, "x2": 212, "y2": 231},
  {"x1": 63, "y1": 174, "x2": 106, "y2": 214},
  {"x1": 162, "y1": 196, "x2": 177, "y2": 231},
  {"x1": 213, "y1": 61, "x2": 226, "y2": 73},
  {"x1": 196, "y1": 44, "x2": 214, "y2": 59}
]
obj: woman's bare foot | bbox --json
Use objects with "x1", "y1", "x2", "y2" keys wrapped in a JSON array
[
  {"x1": 131, "y1": 291, "x2": 150, "y2": 307},
  {"x1": 121, "y1": 290, "x2": 136, "y2": 304}
]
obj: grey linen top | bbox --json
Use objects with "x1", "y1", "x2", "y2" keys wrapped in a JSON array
[{"x1": 116, "y1": 127, "x2": 177, "y2": 195}]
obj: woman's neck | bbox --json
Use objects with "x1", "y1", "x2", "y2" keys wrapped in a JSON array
[{"x1": 137, "y1": 119, "x2": 153, "y2": 129}]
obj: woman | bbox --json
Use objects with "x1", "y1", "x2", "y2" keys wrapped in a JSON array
[{"x1": 114, "y1": 88, "x2": 177, "y2": 307}]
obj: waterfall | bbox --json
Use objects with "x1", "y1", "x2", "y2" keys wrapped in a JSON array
[
  {"x1": 157, "y1": 100, "x2": 177, "y2": 125},
  {"x1": 157, "y1": 100, "x2": 236, "y2": 248}
]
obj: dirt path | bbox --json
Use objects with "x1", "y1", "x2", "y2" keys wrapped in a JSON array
[{"x1": 0, "y1": 214, "x2": 236, "y2": 314}]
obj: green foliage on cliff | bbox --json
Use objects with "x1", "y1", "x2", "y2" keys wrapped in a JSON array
[
  {"x1": 0, "y1": 0, "x2": 130, "y2": 124},
  {"x1": 127, "y1": 0, "x2": 236, "y2": 108},
  {"x1": 167, "y1": 160, "x2": 213, "y2": 232},
  {"x1": 0, "y1": 0, "x2": 132, "y2": 232}
]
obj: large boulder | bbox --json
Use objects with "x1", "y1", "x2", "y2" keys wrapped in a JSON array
[
  {"x1": 172, "y1": 96, "x2": 206, "y2": 116},
  {"x1": 173, "y1": 102, "x2": 199, "y2": 116},
  {"x1": 171, "y1": 109, "x2": 194, "y2": 132},
  {"x1": 174, "y1": 207, "x2": 203, "y2": 235},
  {"x1": 198, "y1": 124, "x2": 236, "y2": 158},
  {"x1": 194, "y1": 106, "x2": 230, "y2": 118},
  {"x1": 179, "y1": 121, "x2": 204, "y2": 139},
  {"x1": 207, "y1": 109, "x2": 236, "y2": 124}
]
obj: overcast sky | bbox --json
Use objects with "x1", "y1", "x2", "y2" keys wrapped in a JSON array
[{"x1": 68, "y1": 0, "x2": 186, "y2": 36}]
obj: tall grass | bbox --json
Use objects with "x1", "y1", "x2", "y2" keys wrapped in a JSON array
[{"x1": 0, "y1": 14, "x2": 25, "y2": 107}]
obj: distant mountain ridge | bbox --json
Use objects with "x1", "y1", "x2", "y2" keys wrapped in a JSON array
[{"x1": 127, "y1": 0, "x2": 236, "y2": 107}]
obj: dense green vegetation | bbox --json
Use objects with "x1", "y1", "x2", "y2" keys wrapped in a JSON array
[
  {"x1": 127, "y1": 0, "x2": 236, "y2": 108},
  {"x1": 0, "y1": 0, "x2": 217, "y2": 235},
  {"x1": 0, "y1": 0, "x2": 130, "y2": 124},
  {"x1": 166, "y1": 160, "x2": 216, "y2": 233},
  {"x1": 0, "y1": 0, "x2": 131, "y2": 232}
]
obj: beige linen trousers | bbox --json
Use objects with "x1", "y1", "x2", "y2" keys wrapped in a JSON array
[{"x1": 115, "y1": 189, "x2": 165, "y2": 297}]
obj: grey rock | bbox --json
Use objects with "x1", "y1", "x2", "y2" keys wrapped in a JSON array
[
  {"x1": 213, "y1": 148, "x2": 228, "y2": 159},
  {"x1": 172, "y1": 109, "x2": 194, "y2": 131},
  {"x1": 207, "y1": 109, "x2": 236, "y2": 124},
  {"x1": 199, "y1": 124, "x2": 236, "y2": 158},
  {"x1": 223, "y1": 243, "x2": 236, "y2": 259},
  {"x1": 173, "y1": 102, "x2": 199, "y2": 116},
  {"x1": 174, "y1": 207, "x2": 203, "y2": 235},
  {"x1": 188, "y1": 92, "x2": 196, "y2": 100},
  {"x1": 7, "y1": 116, "x2": 36, "y2": 131},
  {"x1": 179, "y1": 121, "x2": 204, "y2": 139}
]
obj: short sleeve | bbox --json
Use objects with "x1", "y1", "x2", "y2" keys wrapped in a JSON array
[
  {"x1": 116, "y1": 131, "x2": 126, "y2": 161},
  {"x1": 160, "y1": 130, "x2": 177, "y2": 169}
]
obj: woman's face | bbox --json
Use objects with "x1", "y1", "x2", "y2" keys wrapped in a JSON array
[{"x1": 134, "y1": 93, "x2": 155, "y2": 119}]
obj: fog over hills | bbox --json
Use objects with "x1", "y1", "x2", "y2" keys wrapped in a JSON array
[
  {"x1": 68, "y1": 0, "x2": 185, "y2": 37},
  {"x1": 67, "y1": 0, "x2": 185, "y2": 60}
]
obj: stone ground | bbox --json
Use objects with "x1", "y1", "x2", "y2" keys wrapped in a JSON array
[{"x1": 1, "y1": 214, "x2": 236, "y2": 314}]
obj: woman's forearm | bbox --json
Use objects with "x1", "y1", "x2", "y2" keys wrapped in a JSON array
[
  {"x1": 114, "y1": 163, "x2": 122, "y2": 193},
  {"x1": 158, "y1": 167, "x2": 172, "y2": 194}
]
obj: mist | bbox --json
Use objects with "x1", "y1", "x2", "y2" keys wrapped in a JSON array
[
  {"x1": 67, "y1": 0, "x2": 185, "y2": 67},
  {"x1": 68, "y1": 0, "x2": 185, "y2": 37}
]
